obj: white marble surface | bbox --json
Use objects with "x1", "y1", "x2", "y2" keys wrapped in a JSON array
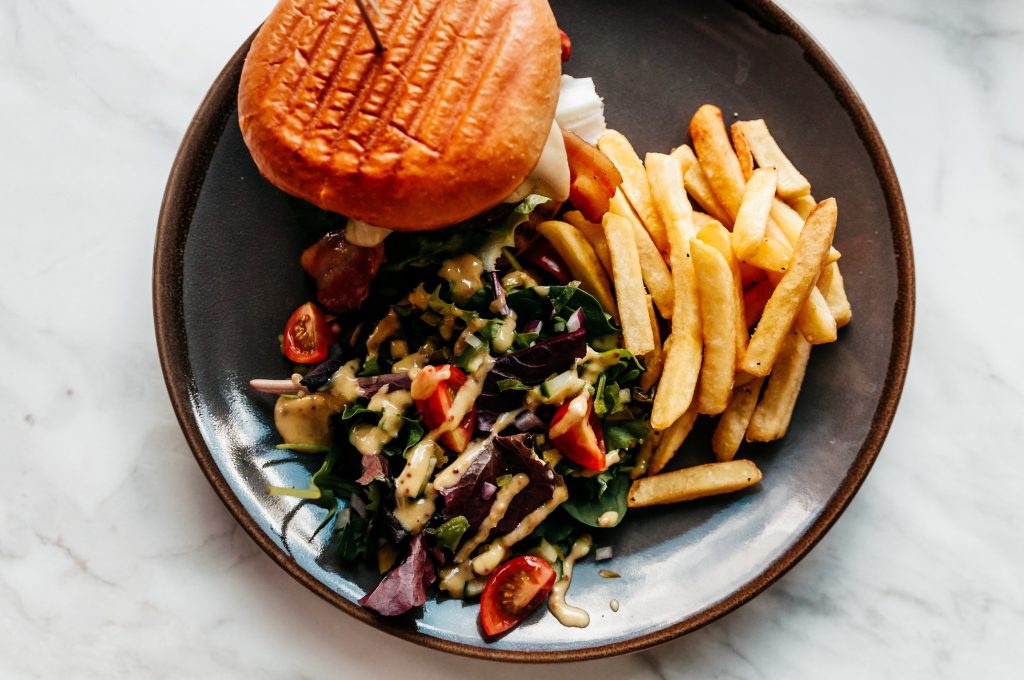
[{"x1": 2, "y1": 0, "x2": 1021, "y2": 677}]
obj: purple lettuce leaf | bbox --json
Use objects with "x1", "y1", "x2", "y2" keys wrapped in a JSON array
[
  {"x1": 357, "y1": 373, "x2": 413, "y2": 399},
  {"x1": 355, "y1": 454, "x2": 389, "y2": 485},
  {"x1": 440, "y1": 434, "x2": 557, "y2": 536},
  {"x1": 359, "y1": 534, "x2": 436, "y2": 616},
  {"x1": 299, "y1": 344, "x2": 346, "y2": 391},
  {"x1": 476, "y1": 329, "x2": 587, "y2": 430}
]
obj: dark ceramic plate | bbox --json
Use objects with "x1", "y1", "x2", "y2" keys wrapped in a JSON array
[{"x1": 154, "y1": 0, "x2": 913, "y2": 662}]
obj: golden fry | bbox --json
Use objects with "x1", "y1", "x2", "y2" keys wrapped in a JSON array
[
  {"x1": 690, "y1": 238, "x2": 737, "y2": 415},
  {"x1": 795, "y1": 284, "x2": 838, "y2": 344},
  {"x1": 598, "y1": 131, "x2": 669, "y2": 254},
  {"x1": 628, "y1": 460, "x2": 762, "y2": 507},
  {"x1": 696, "y1": 222, "x2": 747, "y2": 361},
  {"x1": 690, "y1": 104, "x2": 747, "y2": 220},
  {"x1": 747, "y1": 330, "x2": 812, "y2": 441},
  {"x1": 648, "y1": 152, "x2": 703, "y2": 428},
  {"x1": 789, "y1": 194, "x2": 818, "y2": 220},
  {"x1": 741, "y1": 199, "x2": 837, "y2": 376},
  {"x1": 770, "y1": 198, "x2": 840, "y2": 264},
  {"x1": 564, "y1": 210, "x2": 614, "y2": 276},
  {"x1": 639, "y1": 295, "x2": 665, "y2": 392},
  {"x1": 732, "y1": 168, "x2": 778, "y2": 260},
  {"x1": 649, "y1": 402, "x2": 700, "y2": 475},
  {"x1": 734, "y1": 119, "x2": 811, "y2": 199},
  {"x1": 730, "y1": 121, "x2": 755, "y2": 181},
  {"x1": 819, "y1": 261, "x2": 852, "y2": 328},
  {"x1": 609, "y1": 190, "x2": 675, "y2": 318},
  {"x1": 712, "y1": 376, "x2": 766, "y2": 462},
  {"x1": 537, "y1": 220, "x2": 619, "y2": 323},
  {"x1": 603, "y1": 212, "x2": 655, "y2": 355}
]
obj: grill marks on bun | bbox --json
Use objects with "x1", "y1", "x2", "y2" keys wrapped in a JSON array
[{"x1": 240, "y1": 0, "x2": 562, "y2": 230}]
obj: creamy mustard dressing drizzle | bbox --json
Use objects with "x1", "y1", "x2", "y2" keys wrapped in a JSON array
[
  {"x1": 392, "y1": 357, "x2": 494, "y2": 534},
  {"x1": 470, "y1": 480, "x2": 569, "y2": 577},
  {"x1": 439, "y1": 254, "x2": 485, "y2": 304},
  {"x1": 490, "y1": 313, "x2": 517, "y2": 354},
  {"x1": 454, "y1": 473, "x2": 529, "y2": 564},
  {"x1": 366, "y1": 310, "x2": 401, "y2": 358},
  {"x1": 549, "y1": 391, "x2": 589, "y2": 438},
  {"x1": 273, "y1": 360, "x2": 361, "y2": 445},
  {"x1": 548, "y1": 534, "x2": 593, "y2": 628},
  {"x1": 501, "y1": 270, "x2": 539, "y2": 290},
  {"x1": 596, "y1": 511, "x2": 619, "y2": 528}
]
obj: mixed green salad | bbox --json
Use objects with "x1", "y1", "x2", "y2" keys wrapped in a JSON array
[{"x1": 252, "y1": 195, "x2": 655, "y2": 635}]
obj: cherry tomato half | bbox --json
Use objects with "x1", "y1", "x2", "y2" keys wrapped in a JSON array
[
  {"x1": 282, "y1": 302, "x2": 332, "y2": 364},
  {"x1": 413, "y1": 365, "x2": 475, "y2": 453},
  {"x1": 549, "y1": 392, "x2": 607, "y2": 471},
  {"x1": 480, "y1": 556, "x2": 557, "y2": 637}
]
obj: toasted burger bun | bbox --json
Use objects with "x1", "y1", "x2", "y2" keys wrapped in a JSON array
[{"x1": 239, "y1": 0, "x2": 562, "y2": 231}]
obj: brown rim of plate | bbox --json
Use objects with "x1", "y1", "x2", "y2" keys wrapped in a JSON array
[{"x1": 153, "y1": 0, "x2": 914, "y2": 664}]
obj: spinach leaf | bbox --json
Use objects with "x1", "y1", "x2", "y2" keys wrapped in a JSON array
[
  {"x1": 507, "y1": 285, "x2": 619, "y2": 340},
  {"x1": 562, "y1": 473, "x2": 630, "y2": 528},
  {"x1": 604, "y1": 418, "x2": 650, "y2": 451}
]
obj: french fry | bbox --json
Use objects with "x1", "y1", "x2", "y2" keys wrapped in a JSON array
[
  {"x1": 743, "y1": 278, "x2": 775, "y2": 328},
  {"x1": 692, "y1": 211, "x2": 717, "y2": 229},
  {"x1": 747, "y1": 330, "x2": 812, "y2": 441},
  {"x1": 789, "y1": 194, "x2": 818, "y2": 220},
  {"x1": 695, "y1": 222, "x2": 747, "y2": 361},
  {"x1": 741, "y1": 199, "x2": 837, "y2": 376},
  {"x1": 609, "y1": 190, "x2": 675, "y2": 318},
  {"x1": 537, "y1": 220, "x2": 619, "y2": 323},
  {"x1": 670, "y1": 144, "x2": 698, "y2": 175},
  {"x1": 563, "y1": 210, "x2": 614, "y2": 277},
  {"x1": 690, "y1": 238, "x2": 737, "y2": 415},
  {"x1": 630, "y1": 429, "x2": 663, "y2": 480},
  {"x1": 603, "y1": 212, "x2": 655, "y2": 355},
  {"x1": 639, "y1": 295, "x2": 664, "y2": 392},
  {"x1": 649, "y1": 402, "x2": 699, "y2": 475},
  {"x1": 819, "y1": 262, "x2": 852, "y2": 328},
  {"x1": 730, "y1": 122, "x2": 755, "y2": 181},
  {"x1": 740, "y1": 221, "x2": 794, "y2": 273},
  {"x1": 732, "y1": 168, "x2": 778, "y2": 260},
  {"x1": 734, "y1": 119, "x2": 811, "y2": 199},
  {"x1": 712, "y1": 376, "x2": 766, "y2": 462},
  {"x1": 795, "y1": 282, "x2": 838, "y2": 344},
  {"x1": 770, "y1": 198, "x2": 840, "y2": 264},
  {"x1": 674, "y1": 144, "x2": 733, "y2": 225},
  {"x1": 648, "y1": 152, "x2": 702, "y2": 429},
  {"x1": 598, "y1": 131, "x2": 670, "y2": 253},
  {"x1": 628, "y1": 460, "x2": 762, "y2": 507},
  {"x1": 690, "y1": 104, "x2": 747, "y2": 220}
]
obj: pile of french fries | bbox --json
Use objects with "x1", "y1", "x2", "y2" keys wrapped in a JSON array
[{"x1": 539, "y1": 104, "x2": 851, "y2": 508}]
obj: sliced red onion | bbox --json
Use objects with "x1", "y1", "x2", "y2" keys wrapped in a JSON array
[
  {"x1": 595, "y1": 546, "x2": 614, "y2": 561},
  {"x1": 480, "y1": 481, "x2": 498, "y2": 501},
  {"x1": 522, "y1": 319, "x2": 543, "y2": 335},
  {"x1": 490, "y1": 271, "x2": 510, "y2": 316},
  {"x1": 249, "y1": 378, "x2": 303, "y2": 395},
  {"x1": 514, "y1": 410, "x2": 545, "y2": 432},
  {"x1": 565, "y1": 307, "x2": 585, "y2": 333}
]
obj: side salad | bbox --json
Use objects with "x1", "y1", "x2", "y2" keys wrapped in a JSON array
[{"x1": 253, "y1": 193, "x2": 652, "y2": 635}]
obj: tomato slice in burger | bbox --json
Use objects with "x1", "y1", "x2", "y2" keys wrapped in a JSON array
[
  {"x1": 563, "y1": 129, "x2": 623, "y2": 222},
  {"x1": 282, "y1": 302, "x2": 332, "y2": 364},
  {"x1": 480, "y1": 556, "x2": 557, "y2": 637},
  {"x1": 412, "y1": 365, "x2": 475, "y2": 453},
  {"x1": 549, "y1": 392, "x2": 607, "y2": 471}
]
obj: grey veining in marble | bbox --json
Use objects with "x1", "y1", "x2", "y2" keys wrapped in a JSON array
[{"x1": 1, "y1": 0, "x2": 1021, "y2": 677}]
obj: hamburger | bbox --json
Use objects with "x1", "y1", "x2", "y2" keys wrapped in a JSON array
[{"x1": 238, "y1": 0, "x2": 619, "y2": 313}]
